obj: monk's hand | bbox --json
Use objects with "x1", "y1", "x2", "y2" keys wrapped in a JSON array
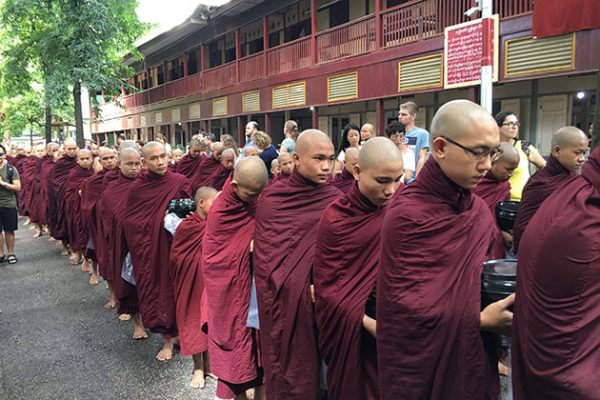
[
  {"x1": 310, "y1": 284, "x2": 315, "y2": 303},
  {"x1": 249, "y1": 240, "x2": 254, "y2": 253},
  {"x1": 480, "y1": 293, "x2": 515, "y2": 335},
  {"x1": 362, "y1": 315, "x2": 377, "y2": 338},
  {"x1": 501, "y1": 231, "x2": 514, "y2": 249}
]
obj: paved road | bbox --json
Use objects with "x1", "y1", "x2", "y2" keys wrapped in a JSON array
[{"x1": 0, "y1": 221, "x2": 216, "y2": 400}]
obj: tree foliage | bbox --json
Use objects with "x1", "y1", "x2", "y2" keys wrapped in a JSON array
[{"x1": 0, "y1": 0, "x2": 147, "y2": 145}]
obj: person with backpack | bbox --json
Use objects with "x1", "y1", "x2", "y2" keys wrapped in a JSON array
[{"x1": 0, "y1": 144, "x2": 22, "y2": 264}]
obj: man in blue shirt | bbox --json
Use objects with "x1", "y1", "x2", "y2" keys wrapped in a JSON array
[{"x1": 399, "y1": 101, "x2": 429, "y2": 180}]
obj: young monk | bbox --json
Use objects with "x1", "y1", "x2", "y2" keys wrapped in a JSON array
[
  {"x1": 270, "y1": 159, "x2": 280, "y2": 177},
  {"x1": 101, "y1": 147, "x2": 147, "y2": 339},
  {"x1": 123, "y1": 141, "x2": 192, "y2": 361},
  {"x1": 203, "y1": 157, "x2": 269, "y2": 400},
  {"x1": 472, "y1": 142, "x2": 520, "y2": 257},
  {"x1": 80, "y1": 147, "x2": 118, "y2": 287},
  {"x1": 329, "y1": 147, "x2": 359, "y2": 193},
  {"x1": 269, "y1": 153, "x2": 293, "y2": 185},
  {"x1": 64, "y1": 149, "x2": 95, "y2": 265},
  {"x1": 512, "y1": 126, "x2": 588, "y2": 251},
  {"x1": 170, "y1": 186, "x2": 217, "y2": 389},
  {"x1": 244, "y1": 146, "x2": 259, "y2": 158},
  {"x1": 176, "y1": 139, "x2": 205, "y2": 179},
  {"x1": 512, "y1": 146, "x2": 600, "y2": 399},
  {"x1": 314, "y1": 137, "x2": 404, "y2": 400},
  {"x1": 193, "y1": 142, "x2": 225, "y2": 190},
  {"x1": 254, "y1": 130, "x2": 341, "y2": 400},
  {"x1": 209, "y1": 148, "x2": 235, "y2": 190},
  {"x1": 377, "y1": 100, "x2": 514, "y2": 400}
]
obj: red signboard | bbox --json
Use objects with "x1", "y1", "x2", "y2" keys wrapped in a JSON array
[{"x1": 444, "y1": 15, "x2": 499, "y2": 89}]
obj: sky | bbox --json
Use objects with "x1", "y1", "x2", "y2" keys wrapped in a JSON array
[{"x1": 136, "y1": 0, "x2": 231, "y2": 44}]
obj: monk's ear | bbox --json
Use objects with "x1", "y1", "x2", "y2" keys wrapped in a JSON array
[
  {"x1": 141, "y1": 157, "x2": 147, "y2": 168},
  {"x1": 292, "y1": 152, "x2": 301, "y2": 167},
  {"x1": 551, "y1": 144, "x2": 561, "y2": 158},
  {"x1": 352, "y1": 163, "x2": 361, "y2": 181},
  {"x1": 432, "y1": 137, "x2": 447, "y2": 159}
]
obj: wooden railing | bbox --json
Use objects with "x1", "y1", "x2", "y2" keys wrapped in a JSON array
[
  {"x1": 494, "y1": 0, "x2": 534, "y2": 19},
  {"x1": 267, "y1": 37, "x2": 312, "y2": 75},
  {"x1": 203, "y1": 61, "x2": 237, "y2": 92},
  {"x1": 316, "y1": 15, "x2": 376, "y2": 63},
  {"x1": 239, "y1": 52, "x2": 265, "y2": 82}
]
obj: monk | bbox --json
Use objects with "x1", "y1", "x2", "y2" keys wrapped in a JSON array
[
  {"x1": 80, "y1": 147, "x2": 118, "y2": 287},
  {"x1": 193, "y1": 142, "x2": 224, "y2": 190},
  {"x1": 169, "y1": 186, "x2": 216, "y2": 389},
  {"x1": 244, "y1": 146, "x2": 259, "y2": 158},
  {"x1": 254, "y1": 129, "x2": 341, "y2": 399},
  {"x1": 37, "y1": 143, "x2": 60, "y2": 237},
  {"x1": 209, "y1": 148, "x2": 235, "y2": 190},
  {"x1": 512, "y1": 126, "x2": 588, "y2": 251},
  {"x1": 21, "y1": 145, "x2": 43, "y2": 224},
  {"x1": 123, "y1": 141, "x2": 192, "y2": 361},
  {"x1": 64, "y1": 149, "x2": 95, "y2": 265},
  {"x1": 512, "y1": 147, "x2": 600, "y2": 399},
  {"x1": 472, "y1": 142, "x2": 520, "y2": 258},
  {"x1": 203, "y1": 157, "x2": 269, "y2": 400},
  {"x1": 377, "y1": 100, "x2": 514, "y2": 400},
  {"x1": 47, "y1": 140, "x2": 79, "y2": 255},
  {"x1": 329, "y1": 147, "x2": 359, "y2": 193},
  {"x1": 29, "y1": 143, "x2": 58, "y2": 237},
  {"x1": 269, "y1": 153, "x2": 293, "y2": 185},
  {"x1": 176, "y1": 139, "x2": 205, "y2": 179},
  {"x1": 270, "y1": 159, "x2": 280, "y2": 177},
  {"x1": 13, "y1": 144, "x2": 27, "y2": 217},
  {"x1": 314, "y1": 138, "x2": 404, "y2": 400},
  {"x1": 101, "y1": 147, "x2": 147, "y2": 339}
]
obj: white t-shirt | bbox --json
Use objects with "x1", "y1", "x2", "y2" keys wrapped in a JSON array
[{"x1": 402, "y1": 148, "x2": 416, "y2": 176}]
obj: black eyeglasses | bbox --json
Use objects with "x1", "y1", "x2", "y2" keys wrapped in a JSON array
[
  {"x1": 502, "y1": 122, "x2": 520, "y2": 128},
  {"x1": 441, "y1": 136, "x2": 502, "y2": 162}
]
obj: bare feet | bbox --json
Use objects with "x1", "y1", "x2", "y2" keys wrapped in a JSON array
[
  {"x1": 23, "y1": 218, "x2": 30, "y2": 226},
  {"x1": 118, "y1": 313, "x2": 132, "y2": 321},
  {"x1": 60, "y1": 246, "x2": 69, "y2": 256},
  {"x1": 156, "y1": 337, "x2": 175, "y2": 362},
  {"x1": 33, "y1": 231, "x2": 42, "y2": 238},
  {"x1": 69, "y1": 252, "x2": 80, "y2": 265},
  {"x1": 132, "y1": 315, "x2": 148, "y2": 340},
  {"x1": 190, "y1": 369, "x2": 206, "y2": 389},
  {"x1": 103, "y1": 300, "x2": 117, "y2": 309},
  {"x1": 88, "y1": 273, "x2": 100, "y2": 285},
  {"x1": 47, "y1": 236, "x2": 55, "y2": 242},
  {"x1": 81, "y1": 258, "x2": 89, "y2": 272}
]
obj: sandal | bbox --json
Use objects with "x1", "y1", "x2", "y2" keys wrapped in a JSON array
[{"x1": 7, "y1": 254, "x2": 17, "y2": 264}]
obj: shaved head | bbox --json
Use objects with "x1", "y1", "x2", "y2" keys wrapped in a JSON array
[
  {"x1": 361, "y1": 123, "x2": 374, "y2": 142},
  {"x1": 496, "y1": 142, "x2": 520, "y2": 165},
  {"x1": 295, "y1": 130, "x2": 332, "y2": 156},
  {"x1": 232, "y1": 157, "x2": 269, "y2": 203},
  {"x1": 491, "y1": 142, "x2": 520, "y2": 182},
  {"x1": 141, "y1": 141, "x2": 165, "y2": 158},
  {"x1": 64, "y1": 140, "x2": 78, "y2": 158},
  {"x1": 220, "y1": 148, "x2": 236, "y2": 170},
  {"x1": 294, "y1": 129, "x2": 335, "y2": 184},
  {"x1": 119, "y1": 147, "x2": 139, "y2": 160},
  {"x1": 195, "y1": 186, "x2": 218, "y2": 204},
  {"x1": 431, "y1": 100, "x2": 496, "y2": 141},
  {"x1": 358, "y1": 137, "x2": 403, "y2": 171},
  {"x1": 76, "y1": 149, "x2": 93, "y2": 169},
  {"x1": 212, "y1": 142, "x2": 225, "y2": 160},
  {"x1": 551, "y1": 126, "x2": 589, "y2": 171},
  {"x1": 119, "y1": 140, "x2": 137, "y2": 151},
  {"x1": 119, "y1": 148, "x2": 141, "y2": 178},
  {"x1": 278, "y1": 152, "x2": 293, "y2": 163},
  {"x1": 98, "y1": 146, "x2": 118, "y2": 170},
  {"x1": 344, "y1": 147, "x2": 360, "y2": 168}
]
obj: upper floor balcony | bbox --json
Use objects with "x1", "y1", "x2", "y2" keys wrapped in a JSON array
[{"x1": 107, "y1": 0, "x2": 534, "y2": 114}]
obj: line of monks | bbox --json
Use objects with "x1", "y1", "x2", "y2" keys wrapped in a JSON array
[{"x1": 12, "y1": 99, "x2": 598, "y2": 400}]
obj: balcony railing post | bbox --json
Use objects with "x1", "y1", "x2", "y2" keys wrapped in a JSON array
[
  {"x1": 310, "y1": 0, "x2": 318, "y2": 64},
  {"x1": 235, "y1": 28, "x2": 241, "y2": 83},
  {"x1": 375, "y1": 0, "x2": 383, "y2": 50},
  {"x1": 263, "y1": 16, "x2": 269, "y2": 76}
]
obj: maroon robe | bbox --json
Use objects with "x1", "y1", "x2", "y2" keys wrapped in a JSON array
[
  {"x1": 512, "y1": 147, "x2": 600, "y2": 399},
  {"x1": 21, "y1": 156, "x2": 38, "y2": 216},
  {"x1": 209, "y1": 166, "x2": 232, "y2": 191},
  {"x1": 14, "y1": 154, "x2": 27, "y2": 213},
  {"x1": 102, "y1": 172, "x2": 140, "y2": 315},
  {"x1": 377, "y1": 158, "x2": 495, "y2": 400},
  {"x1": 314, "y1": 181, "x2": 383, "y2": 400},
  {"x1": 176, "y1": 153, "x2": 203, "y2": 179},
  {"x1": 28, "y1": 157, "x2": 45, "y2": 223},
  {"x1": 472, "y1": 171, "x2": 511, "y2": 259},
  {"x1": 269, "y1": 172, "x2": 290, "y2": 185},
  {"x1": 96, "y1": 169, "x2": 120, "y2": 270},
  {"x1": 192, "y1": 155, "x2": 221, "y2": 190},
  {"x1": 170, "y1": 212, "x2": 208, "y2": 356},
  {"x1": 254, "y1": 169, "x2": 341, "y2": 400},
  {"x1": 47, "y1": 156, "x2": 77, "y2": 240},
  {"x1": 123, "y1": 170, "x2": 192, "y2": 333},
  {"x1": 329, "y1": 168, "x2": 355, "y2": 193},
  {"x1": 513, "y1": 156, "x2": 576, "y2": 251},
  {"x1": 64, "y1": 166, "x2": 95, "y2": 252},
  {"x1": 37, "y1": 155, "x2": 56, "y2": 225},
  {"x1": 202, "y1": 182, "x2": 259, "y2": 383}
]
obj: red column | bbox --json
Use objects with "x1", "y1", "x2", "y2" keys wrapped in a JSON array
[
  {"x1": 237, "y1": 116, "x2": 245, "y2": 146},
  {"x1": 310, "y1": 0, "x2": 318, "y2": 64},
  {"x1": 376, "y1": 98, "x2": 385, "y2": 136},
  {"x1": 375, "y1": 0, "x2": 383, "y2": 50},
  {"x1": 183, "y1": 52, "x2": 189, "y2": 77},
  {"x1": 263, "y1": 16, "x2": 269, "y2": 76},
  {"x1": 235, "y1": 28, "x2": 241, "y2": 83},
  {"x1": 265, "y1": 112, "x2": 271, "y2": 135},
  {"x1": 203, "y1": 120, "x2": 209, "y2": 133},
  {"x1": 312, "y1": 106, "x2": 319, "y2": 129}
]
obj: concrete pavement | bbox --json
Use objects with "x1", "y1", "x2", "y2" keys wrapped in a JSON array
[{"x1": 0, "y1": 221, "x2": 216, "y2": 400}]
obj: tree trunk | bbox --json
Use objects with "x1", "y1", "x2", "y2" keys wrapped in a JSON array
[
  {"x1": 73, "y1": 81, "x2": 85, "y2": 148},
  {"x1": 45, "y1": 104, "x2": 52, "y2": 143},
  {"x1": 592, "y1": 66, "x2": 600, "y2": 150}
]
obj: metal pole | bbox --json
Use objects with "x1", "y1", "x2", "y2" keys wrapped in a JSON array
[{"x1": 480, "y1": 0, "x2": 493, "y2": 113}]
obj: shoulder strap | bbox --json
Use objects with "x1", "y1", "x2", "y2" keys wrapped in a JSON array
[{"x1": 6, "y1": 164, "x2": 13, "y2": 184}]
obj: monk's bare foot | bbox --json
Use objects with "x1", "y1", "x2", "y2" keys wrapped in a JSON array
[
  {"x1": 60, "y1": 249, "x2": 69, "y2": 256},
  {"x1": 156, "y1": 338, "x2": 174, "y2": 362},
  {"x1": 190, "y1": 369, "x2": 206, "y2": 389},
  {"x1": 48, "y1": 237, "x2": 55, "y2": 242},
  {"x1": 132, "y1": 316, "x2": 148, "y2": 340},
  {"x1": 69, "y1": 252, "x2": 80, "y2": 265},
  {"x1": 81, "y1": 259, "x2": 89, "y2": 272},
  {"x1": 498, "y1": 361, "x2": 511, "y2": 376},
  {"x1": 23, "y1": 218, "x2": 30, "y2": 226},
  {"x1": 33, "y1": 231, "x2": 42, "y2": 238},
  {"x1": 103, "y1": 300, "x2": 117, "y2": 309},
  {"x1": 88, "y1": 273, "x2": 100, "y2": 285},
  {"x1": 42, "y1": 225, "x2": 49, "y2": 233},
  {"x1": 118, "y1": 313, "x2": 132, "y2": 321}
]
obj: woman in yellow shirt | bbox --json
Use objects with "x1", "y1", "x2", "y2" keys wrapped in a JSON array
[{"x1": 495, "y1": 111, "x2": 547, "y2": 201}]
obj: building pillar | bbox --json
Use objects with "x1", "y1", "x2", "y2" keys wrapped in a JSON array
[
  {"x1": 265, "y1": 112, "x2": 271, "y2": 135},
  {"x1": 203, "y1": 120, "x2": 209, "y2": 133},
  {"x1": 263, "y1": 16, "x2": 270, "y2": 76},
  {"x1": 375, "y1": 0, "x2": 383, "y2": 50},
  {"x1": 235, "y1": 28, "x2": 241, "y2": 83},
  {"x1": 183, "y1": 52, "x2": 189, "y2": 77},
  {"x1": 237, "y1": 115, "x2": 245, "y2": 146},
  {"x1": 376, "y1": 98, "x2": 384, "y2": 136},
  {"x1": 310, "y1": 0, "x2": 318, "y2": 64},
  {"x1": 312, "y1": 106, "x2": 319, "y2": 129},
  {"x1": 201, "y1": 44, "x2": 207, "y2": 71}
]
